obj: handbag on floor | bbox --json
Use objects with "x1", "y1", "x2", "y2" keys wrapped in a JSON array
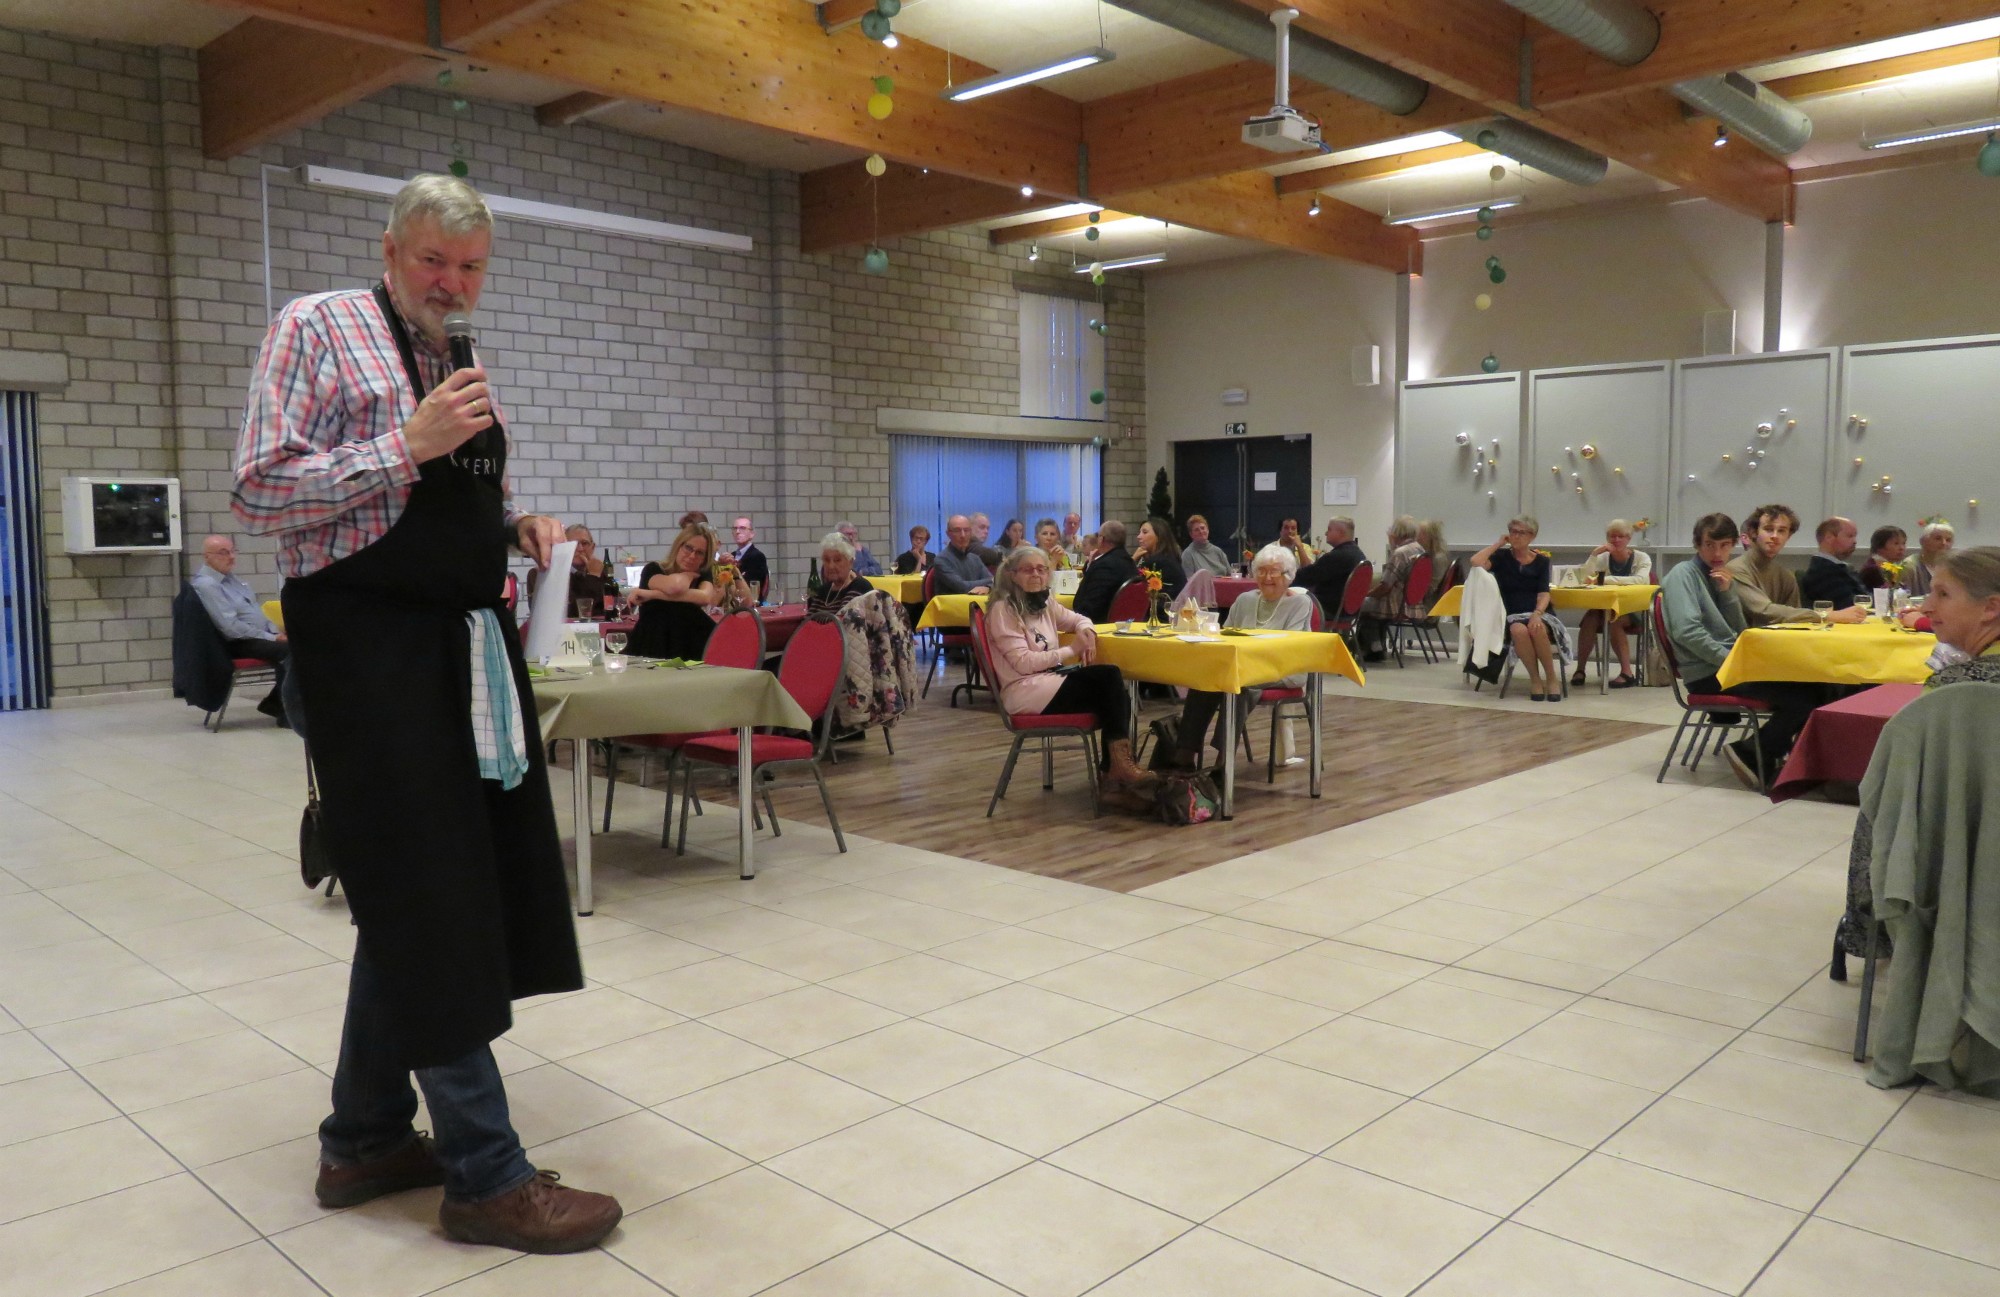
[{"x1": 1154, "y1": 772, "x2": 1219, "y2": 826}]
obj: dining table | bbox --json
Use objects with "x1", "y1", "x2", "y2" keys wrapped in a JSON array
[
  {"x1": 531, "y1": 663, "x2": 810, "y2": 912},
  {"x1": 917, "y1": 592, "x2": 1073, "y2": 631},
  {"x1": 865, "y1": 573, "x2": 926, "y2": 602},
  {"x1": 1716, "y1": 620, "x2": 1935, "y2": 691},
  {"x1": 1768, "y1": 682, "x2": 1925, "y2": 803},
  {"x1": 1426, "y1": 582, "x2": 1660, "y2": 693},
  {"x1": 1089, "y1": 626, "x2": 1365, "y2": 819}
]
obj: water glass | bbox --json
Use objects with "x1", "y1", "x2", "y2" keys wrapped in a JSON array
[
  {"x1": 604, "y1": 632, "x2": 628, "y2": 656},
  {"x1": 1871, "y1": 588, "x2": 1891, "y2": 620},
  {"x1": 1812, "y1": 600, "x2": 1833, "y2": 628},
  {"x1": 574, "y1": 596, "x2": 594, "y2": 621},
  {"x1": 1199, "y1": 612, "x2": 1221, "y2": 635}
]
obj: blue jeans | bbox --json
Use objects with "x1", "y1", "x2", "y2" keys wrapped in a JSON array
[{"x1": 319, "y1": 937, "x2": 535, "y2": 1203}]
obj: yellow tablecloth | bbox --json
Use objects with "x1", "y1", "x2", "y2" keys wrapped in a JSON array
[
  {"x1": 1090, "y1": 627, "x2": 1365, "y2": 694},
  {"x1": 261, "y1": 599, "x2": 284, "y2": 631},
  {"x1": 918, "y1": 592, "x2": 1072, "y2": 630},
  {"x1": 865, "y1": 574, "x2": 924, "y2": 602},
  {"x1": 1427, "y1": 583, "x2": 1658, "y2": 621},
  {"x1": 1716, "y1": 622, "x2": 1936, "y2": 690}
]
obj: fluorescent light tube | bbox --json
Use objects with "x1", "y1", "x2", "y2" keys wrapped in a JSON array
[
  {"x1": 944, "y1": 48, "x2": 1115, "y2": 102},
  {"x1": 294, "y1": 166, "x2": 753, "y2": 253},
  {"x1": 1384, "y1": 196, "x2": 1522, "y2": 226},
  {"x1": 1861, "y1": 116, "x2": 2000, "y2": 149},
  {"x1": 1074, "y1": 254, "x2": 1166, "y2": 272}
]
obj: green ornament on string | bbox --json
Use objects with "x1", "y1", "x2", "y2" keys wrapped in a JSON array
[
  {"x1": 860, "y1": 10, "x2": 890, "y2": 40},
  {"x1": 436, "y1": 68, "x2": 454, "y2": 88},
  {"x1": 1488, "y1": 265, "x2": 1507, "y2": 285},
  {"x1": 863, "y1": 246, "x2": 889, "y2": 275},
  {"x1": 1980, "y1": 132, "x2": 2000, "y2": 177},
  {"x1": 1481, "y1": 354, "x2": 1500, "y2": 374},
  {"x1": 1476, "y1": 224, "x2": 1493, "y2": 241},
  {"x1": 1088, "y1": 210, "x2": 1101, "y2": 223},
  {"x1": 1085, "y1": 226, "x2": 1100, "y2": 241},
  {"x1": 1091, "y1": 272, "x2": 1105, "y2": 286},
  {"x1": 875, "y1": 0, "x2": 901, "y2": 15},
  {"x1": 1088, "y1": 318, "x2": 1108, "y2": 336},
  {"x1": 1484, "y1": 255, "x2": 1500, "y2": 271},
  {"x1": 448, "y1": 158, "x2": 469, "y2": 178},
  {"x1": 1476, "y1": 205, "x2": 1496, "y2": 223},
  {"x1": 451, "y1": 97, "x2": 469, "y2": 113},
  {"x1": 873, "y1": 75, "x2": 894, "y2": 95},
  {"x1": 1089, "y1": 389, "x2": 1106, "y2": 405},
  {"x1": 1476, "y1": 129, "x2": 1498, "y2": 149}
]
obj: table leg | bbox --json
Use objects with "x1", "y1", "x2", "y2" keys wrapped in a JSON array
[
  {"x1": 1220, "y1": 690, "x2": 1235, "y2": 820},
  {"x1": 572, "y1": 738, "x2": 593, "y2": 916},
  {"x1": 1309, "y1": 672, "x2": 1323, "y2": 798},
  {"x1": 1599, "y1": 615, "x2": 1611, "y2": 695},
  {"x1": 737, "y1": 723, "x2": 755, "y2": 881}
]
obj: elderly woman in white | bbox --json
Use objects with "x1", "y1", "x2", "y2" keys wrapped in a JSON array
[
  {"x1": 1903, "y1": 519, "x2": 1954, "y2": 597},
  {"x1": 1168, "y1": 543, "x2": 1315, "y2": 770}
]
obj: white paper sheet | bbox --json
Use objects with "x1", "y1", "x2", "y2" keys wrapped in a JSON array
[{"x1": 524, "y1": 540, "x2": 577, "y2": 662}]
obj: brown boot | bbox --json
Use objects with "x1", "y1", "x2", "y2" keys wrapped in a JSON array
[
  {"x1": 438, "y1": 1170, "x2": 622, "y2": 1254},
  {"x1": 1104, "y1": 738, "x2": 1160, "y2": 794},
  {"x1": 315, "y1": 1134, "x2": 446, "y2": 1208}
]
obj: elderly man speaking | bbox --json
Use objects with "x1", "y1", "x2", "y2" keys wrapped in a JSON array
[{"x1": 232, "y1": 174, "x2": 619, "y2": 1254}]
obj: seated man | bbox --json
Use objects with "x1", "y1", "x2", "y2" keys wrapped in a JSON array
[
  {"x1": 1072, "y1": 520, "x2": 1138, "y2": 623},
  {"x1": 933, "y1": 515, "x2": 994, "y2": 595},
  {"x1": 836, "y1": 520, "x2": 883, "y2": 577},
  {"x1": 191, "y1": 535, "x2": 288, "y2": 725},
  {"x1": 729, "y1": 516, "x2": 770, "y2": 600},
  {"x1": 1799, "y1": 516, "x2": 1869, "y2": 611},
  {"x1": 1725, "y1": 503, "x2": 1866, "y2": 627},
  {"x1": 1295, "y1": 516, "x2": 1366, "y2": 624},
  {"x1": 1662, "y1": 512, "x2": 1830, "y2": 793}
]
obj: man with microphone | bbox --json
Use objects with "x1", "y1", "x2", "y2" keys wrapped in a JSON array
[{"x1": 233, "y1": 175, "x2": 620, "y2": 1253}]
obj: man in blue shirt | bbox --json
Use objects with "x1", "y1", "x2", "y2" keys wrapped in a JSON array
[
  {"x1": 191, "y1": 535, "x2": 289, "y2": 724},
  {"x1": 837, "y1": 521, "x2": 883, "y2": 577},
  {"x1": 933, "y1": 515, "x2": 994, "y2": 595}
]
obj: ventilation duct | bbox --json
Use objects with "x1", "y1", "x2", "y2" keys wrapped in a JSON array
[
  {"x1": 1449, "y1": 119, "x2": 1609, "y2": 186},
  {"x1": 1495, "y1": 0, "x2": 1812, "y2": 156},
  {"x1": 1103, "y1": 0, "x2": 1427, "y2": 116}
]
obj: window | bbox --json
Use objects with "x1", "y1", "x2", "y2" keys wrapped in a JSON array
[
  {"x1": 1019, "y1": 290, "x2": 1106, "y2": 420},
  {"x1": 890, "y1": 435, "x2": 1102, "y2": 554}
]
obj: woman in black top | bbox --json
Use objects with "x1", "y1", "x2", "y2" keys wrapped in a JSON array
[
  {"x1": 628, "y1": 523, "x2": 748, "y2": 660},
  {"x1": 893, "y1": 524, "x2": 934, "y2": 574},
  {"x1": 1134, "y1": 516, "x2": 1187, "y2": 600},
  {"x1": 808, "y1": 532, "x2": 874, "y2": 618},
  {"x1": 1471, "y1": 515, "x2": 1560, "y2": 701}
]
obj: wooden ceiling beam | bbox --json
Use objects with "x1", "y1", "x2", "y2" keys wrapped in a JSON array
[
  {"x1": 198, "y1": 0, "x2": 568, "y2": 57},
  {"x1": 534, "y1": 90, "x2": 620, "y2": 126},
  {"x1": 1543, "y1": 88, "x2": 1793, "y2": 222},
  {"x1": 1112, "y1": 170, "x2": 1421, "y2": 275},
  {"x1": 1765, "y1": 36, "x2": 2000, "y2": 101},
  {"x1": 815, "y1": 0, "x2": 881, "y2": 31},
  {"x1": 1274, "y1": 141, "x2": 1485, "y2": 196},
  {"x1": 989, "y1": 211, "x2": 1136, "y2": 245},
  {"x1": 1532, "y1": 0, "x2": 2000, "y2": 107},
  {"x1": 800, "y1": 164, "x2": 1049, "y2": 253},
  {"x1": 1235, "y1": 0, "x2": 1525, "y2": 107}
]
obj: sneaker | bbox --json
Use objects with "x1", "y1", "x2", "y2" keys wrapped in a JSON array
[
  {"x1": 315, "y1": 1134, "x2": 446, "y2": 1208},
  {"x1": 439, "y1": 1170, "x2": 622, "y2": 1254},
  {"x1": 1723, "y1": 741, "x2": 1763, "y2": 793}
]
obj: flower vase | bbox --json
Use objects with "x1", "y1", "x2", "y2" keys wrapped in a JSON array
[{"x1": 1146, "y1": 594, "x2": 1166, "y2": 632}]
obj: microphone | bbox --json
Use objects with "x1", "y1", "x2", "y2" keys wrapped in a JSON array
[{"x1": 442, "y1": 312, "x2": 477, "y2": 373}]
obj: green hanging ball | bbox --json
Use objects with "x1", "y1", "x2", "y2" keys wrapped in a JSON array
[
  {"x1": 447, "y1": 158, "x2": 469, "y2": 179},
  {"x1": 1085, "y1": 226, "x2": 1100, "y2": 241},
  {"x1": 1476, "y1": 129, "x2": 1498, "y2": 149},
  {"x1": 1481, "y1": 354, "x2": 1500, "y2": 374},
  {"x1": 1476, "y1": 205, "x2": 1496, "y2": 223},
  {"x1": 1489, "y1": 265, "x2": 1507, "y2": 284},
  {"x1": 451, "y1": 97, "x2": 469, "y2": 113},
  {"x1": 863, "y1": 246, "x2": 889, "y2": 275},
  {"x1": 1484, "y1": 255, "x2": 1500, "y2": 271},
  {"x1": 436, "y1": 68, "x2": 454, "y2": 88},
  {"x1": 876, "y1": 0, "x2": 901, "y2": 15},
  {"x1": 1980, "y1": 133, "x2": 2000, "y2": 177},
  {"x1": 1091, "y1": 272, "x2": 1105, "y2": 286},
  {"x1": 1088, "y1": 210, "x2": 1101, "y2": 223},
  {"x1": 1476, "y1": 224, "x2": 1493, "y2": 241},
  {"x1": 1089, "y1": 389, "x2": 1106, "y2": 405},
  {"x1": 860, "y1": 11, "x2": 890, "y2": 40},
  {"x1": 873, "y1": 75, "x2": 894, "y2": 95}
]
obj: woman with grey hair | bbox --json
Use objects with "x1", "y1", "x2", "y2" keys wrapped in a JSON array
[
  {"x1": 1903, "y1": 519, "x2": 1955, "y2": 596},
  {"x1": 1355, "y1": 515, "x2": 1422, "y2": 662},
  {"x1": 983, "y1": 546, "x2": 1156, "y2": 808},
  {"x1": 807, "y1": 530, "x2": 872, "y2": 617},
  {"x1": 1169, "y1": 543, "x2": 1315, "y2": 769}
]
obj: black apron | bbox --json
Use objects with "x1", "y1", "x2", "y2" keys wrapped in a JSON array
[{"x1": 282, "y1": 283, "x2": 582, "y2": 1069}]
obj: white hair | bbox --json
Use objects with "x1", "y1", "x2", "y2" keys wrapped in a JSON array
[
  {"x1": 1922, "y1": 520, "x2": 1956, "y2": 540},
  {"x1": 819, "y1": 531, "x2": 855, "y2": 560},
  {"x1": 388, "y1": 174, "x2": 492, "y2": 241},
  {"x1": 1251, "y1": 543, "x2": 1297, "y2": 580}
]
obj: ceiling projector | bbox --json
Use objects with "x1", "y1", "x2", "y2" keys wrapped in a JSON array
[{"x1": 1242, "y1": 105, "x2": 1323, "y2": 153}]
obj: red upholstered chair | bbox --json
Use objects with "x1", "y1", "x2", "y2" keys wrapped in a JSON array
[
  {"x1": 1386, "y1": 554, "x2": 1437, "y2": 667},
  {"x1": 599, "y1": 608, "x2": 763, "y2": 832},
  {"x1": 673, "y1": 617, "x2": 848, "y2": 854},
  {"x1": 207, "y1": 657, "x2": 278, "y2": 732},
  {"x1": 969, "y1": 605, "x2": 1101, "y2": 817},
  {"x1": 1106, "y1": 578, "x2": 1153, "y2": 625},
  {"x1": 1240, "y1": 597, "x2": 1325, "y2": 781},
  {"x1": 1323, "y1": 560, "x2": 1373, "y2": 645},
  {"x1": 919, "y1": 565, "x2": 986, "y2": 707},
  {"x1": 1651, "y1": 592, "x2": 1771, "y2": 786}
]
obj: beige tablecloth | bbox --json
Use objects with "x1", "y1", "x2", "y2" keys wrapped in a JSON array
[{"x1": 532, "y1": 665, "x2": 808, "y2": 741}]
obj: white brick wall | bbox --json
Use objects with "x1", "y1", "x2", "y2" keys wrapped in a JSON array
[{"x1": 1, "y1": 25, "x2": 1146, "y2": 698}]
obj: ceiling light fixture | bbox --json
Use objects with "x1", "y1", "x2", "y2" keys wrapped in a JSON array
[
  {"x1": 1308, "y1": 197, "x2": 1321, "y2": 216},
  {"x1": 1383, "y1": 196, "x2": 1522, "y2": 226},
  {"x1": 1021, "y1": 186, "x2": 1034, "y2": 197},
  {"x1": 883, "y1": 32, "x2": 899, "y2": 48},
  {"x1": 943, "y1": 48, "x2": 1115, "y2": 102},
  {"x1": 1713, "y1": 124, "x2": 1729, "y2": 148},
  {"x1": 1073, "y1": 253, "x2": 1166, "y2": 273},
  {"x1": 1862, "y1": 115, "x2": 2000, "y2": 149}
]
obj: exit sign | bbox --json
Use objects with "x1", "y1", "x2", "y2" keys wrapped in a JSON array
[{"x1": 1224, "y1": 422, "x2": 1248, "y2": 436}]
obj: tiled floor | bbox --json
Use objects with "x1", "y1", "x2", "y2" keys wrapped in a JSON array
[{"x1": 3, "y1": 672, "x2": 1997, "y2": 1297}]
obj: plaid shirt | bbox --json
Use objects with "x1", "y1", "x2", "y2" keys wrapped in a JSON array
[{"x1": 233, "y1": 276, "x2": 522, "y2": 578}]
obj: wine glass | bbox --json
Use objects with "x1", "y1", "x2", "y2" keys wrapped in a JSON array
[
  {"x1": 604, "y1": 631, "x2": 627, "y2": 657},
  {"x1": 1812, "y1": 599, "x2": 1833, "y2": 629},
  {"x1": 575, "y1": 595, "x2": 595, "y2": 622}
]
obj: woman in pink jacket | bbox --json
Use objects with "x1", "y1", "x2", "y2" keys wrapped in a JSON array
[{"x1": 983, "y1": 547, "x2": 1158, "y2": 807}]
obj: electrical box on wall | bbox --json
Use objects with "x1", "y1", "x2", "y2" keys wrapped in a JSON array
[
  {"x1": 1351, "y1": 345, "x2": 1380, "y2": 387},
  {"x1": 61, "y1": 476, "x2": 181, "y2": 554}
]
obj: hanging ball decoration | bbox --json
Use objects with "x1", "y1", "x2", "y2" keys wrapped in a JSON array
[
  {"x1": 1476, "y1": 129, "x2": 1498, "y2": 149},
  {"x1": 1477, "y1": 205, "x2": 1496, "y2": 223},
  {"x1": 1088, "y1": 261, "x2": 1102, "y2": 275},
  {"x1": 866, "y1": 92, "x2": 894, "y2": 120},
  {"x1": 436, "y1": 68, "x2": 454, "y2": 88},
  {"x1": 1484, "y1": 255, "x2": 1500, "y2": 271},
  {"x1": 1088, "y1": 210, "x2": 1101, "y2": 223},
  {"x1": 1979, "y1": 132, "x2": 2000, "y2": 177},
  {"x1": 1085, "y1": 226, "x2": 1100, "y2": 241},
  {"x1": 864, "y1": 153, "x2": 887, "y2": 177},
  {"x1": 448, "y1": 158, "x2": 469, "y2": 178},
  {"x1": 862, "y1": 246, "x2": 889, "y2": 275},
  {"x1": 875, "y1": 0, "x2": 902, "y2": 16},
  {"x1": 1476, "y1": 224, "x2": 1493, "y2": 241},
  {"x1": 873, "y1": 75, "x2": 894, "y2": 95},
  {"x1": 1488, "y1": 265, "x2": 1507, "y2": 284},
  {"x1": 1474, "y1": 293, "x2": 1492, "y2": 311},
  {"x1": 1091, "y1": 272, "x2": 1106, "y2": 286},
  {"x1": 1489, "y1": 164, "x2": 1506, "y2": 182},
  {"x1": 859, "y1": 10, "x2": 890, "y2": 40},
  {"x1": 1481, "y1": 354, "x2": 1500, "y2": 374},
  {"x1": 451, "y1": 97, "x2": 469, "y2": 113},
  {"x1": 1089, "y1": 389, "x2": 1106, "y2": 406}
]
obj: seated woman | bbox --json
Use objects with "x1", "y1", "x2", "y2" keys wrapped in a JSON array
[
  {"x1": 1134, "y1": 516, "x2": 1187, "y2": 600},
  {"x1": 1571, "y1": 518, "x2": 1653, "y2": 689},
  {"x1": 1171, "y1": 544, "x2": 1314, "y2": 769},
  {"x1": 1472, "y1": 515, "x2": 1562, "y2": 702},
  {"x1": 1035, "y1": 517, "x2": 1073, "y2": 570},
  {"x1": 982, "y1": 547, "x2": 1157, "y2": 808},
  {"x1": 527, "y1": 523, "x2": 619, "y2": 613},
  {"x1": 1860, "y1": 525, "x2": 1907, "y2": 590},
  {"x1": 996, "y1": 518, "x2": 1028, "y2": 555},
  {"x1": 1904, "y1": 520, "x2": 1954, "y2": 596},
  {"x1": 1354, "y1": 515, "x2": 1421, "y2": 662},
  {"x1": 1278, "y1": 517, "x2": 1317, "y2": 566},
  {"x1": 628, "y1": 523, "x2": 748, "y2": 660},
  {"x1": 809, "y1": 531, "x2": 873, "y2": 617},
  {"x1": 894, "y1": 525, "x2": 934, "y2": 574}
]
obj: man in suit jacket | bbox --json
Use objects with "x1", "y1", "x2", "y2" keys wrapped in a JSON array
[
  {"x1": 1799, "y1": 516, "x2": 1869, "y2": 611},
  {"x1": 1295, "y1": 517, "x2": 1367, "y2": 621},
  {"x1": 1072, "y1": 520, "x2": 1139, "y2": 623},
  {"x1": 730, "y1": 516, "x2": 770, "y2": 600}
]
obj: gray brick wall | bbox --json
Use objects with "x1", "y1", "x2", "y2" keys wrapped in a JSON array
[{"x1": 2, "y1": 25, "x2": 1146, "y2": 698}]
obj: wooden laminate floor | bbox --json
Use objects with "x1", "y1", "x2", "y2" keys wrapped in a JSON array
[{"x1": 610, "y1": 682, "x2": 1663, "y2": 894}]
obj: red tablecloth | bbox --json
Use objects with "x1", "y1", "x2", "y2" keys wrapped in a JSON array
[
  {"x1": 1211, "y1": 577, "x2": 1255, "y2": 607},
  {"x1": 760, "y1": 603, "x2": 807, "y2": 652},
  {"x1": 1769, "y1": 683, "x2": 1924, "y2": 802}
]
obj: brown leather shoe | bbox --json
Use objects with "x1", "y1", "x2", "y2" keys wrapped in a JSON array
[
  {"x1": 438, "y1": 1170, "x2": 622, "y2": 1254},
  {"x1": 315, "y1": 1134, "x2": 446, "y2": 1208}
]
